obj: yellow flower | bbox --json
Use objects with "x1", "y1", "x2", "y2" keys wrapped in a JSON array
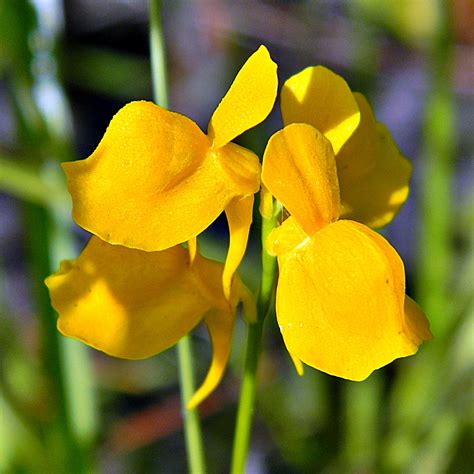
[
  {"x1": 261, "y1": 123, "x2": 431, "y2": 380},
  {"x1": 45, "y1": 237, "x2": 255, "y2": 408},
  {"x1": 62, "y1": 45, "x2": 278, "y2": 298},
  {"x1": 281, "y1": 66, "x2": 411, "y2": 228}
]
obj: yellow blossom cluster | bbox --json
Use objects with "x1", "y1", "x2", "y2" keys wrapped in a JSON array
[{"x1": 46, "y1": 46, "x2": 431, "y2": 407}]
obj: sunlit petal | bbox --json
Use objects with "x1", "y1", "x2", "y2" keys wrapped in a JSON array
[
  {"x1": 281, "y1": 66, "x2": 360, "y2": 154},
  {"x1": 64, "y1": 101, "x2": 262, "y2": 251},
  {"x1": 223, "y1": 195, "x2": 254, "y2": 301},
  {"x1": 63, "y1": 102, "x2": 204, "y2": 249},
  {"x1": 276, "y1": 220, "x2": 430, "y2": 380},
  {"x1": 208, "y1": 45, "x2": 278, "y2": 149},
  {"x1": 188, "y1": 308, "x2": 234, "y2": 409},
  {"x1": 262, "y1": 123, "x2": 340, "y2": 236},
  {"x1": 46, "y1": 237, "x2": 211, "y2": 359}
]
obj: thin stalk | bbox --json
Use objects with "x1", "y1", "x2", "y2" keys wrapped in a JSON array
[
  {"x1": 176, "y1": 337, "x2": 207, "y2": 473},
  {"x1": 230, "y1": 203, "x2": 279, "y2": 474},
  {"x1": 149, "y1": 0, "x2": 168, "y2": 109},
  {"x1": 148, "y1": 1, "x2": 206, "y2": 472}
]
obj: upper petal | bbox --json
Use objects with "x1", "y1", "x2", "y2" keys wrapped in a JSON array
[
  {"x1": 261, "y1": 123, "x2": 340, "y2": 236},
  {"x1": 45, "y1": 237, "x2": 212, "y2": 359},
  {"x1": 275, "y1": 220, "x2": 431, "y2": 381},
  {"x1": 208, "y1": 45, "x2": 278, "y2": 149},
  {"x1": 64, "y1": 101, "x2": 260, "y2": 251},
  {"x1": 281, "y1": 66, "x2": 360, "y2": 154}
]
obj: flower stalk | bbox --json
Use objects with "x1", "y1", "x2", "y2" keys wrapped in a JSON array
[{"x1": 230, "y1": 197, "x2": 279, "y2": 474}]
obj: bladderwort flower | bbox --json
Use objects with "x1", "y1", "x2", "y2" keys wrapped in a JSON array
[
  {"x1": 46, "y1": 238, "x2": 255, "y2": 408},
  {"x1": 45, "y1": 46, "x2": 277, "y2": 407},
  {"x1": 62, "y1": 45, "x2": 277, "y2": 299},
  {"x1": 260, "y1": 65, "x2": 432, "y2": 380}
]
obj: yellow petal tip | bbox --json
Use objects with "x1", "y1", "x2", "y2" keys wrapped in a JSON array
[{"x1": 208, "y1": 45, "x2": 278, "y2": 148}]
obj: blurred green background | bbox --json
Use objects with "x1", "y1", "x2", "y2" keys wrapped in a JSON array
[{"x1": 0, "y1": 0, "x2": 472, "y2": 473}]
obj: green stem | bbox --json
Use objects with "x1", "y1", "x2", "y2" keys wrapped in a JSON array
[
  {"x1": 230, "y1": 203, "x2": 279, "y2": 474},
  {"x1": 176, "y1": 337, "x2": 207, "y2": 473},
  {"x1": 148, "y1": 1, "x2": 206, "y2": 472},
  {"x1": 149, "y1": 0, "x2": 168, "y2": 108}
]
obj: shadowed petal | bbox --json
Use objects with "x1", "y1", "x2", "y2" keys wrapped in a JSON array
[
  {"x1": 339, "y1": 122, "x2": 412, "y2": 228},
  {"x1": 46, "y1": 237, "x2": 211, "y2": 359},
  {"x1": 338, "y1": 94, "x2": 412, "y2": 228},
  {"x1": 404, "y1": 296, "x2": 433, "y2": 344},
  {"x1": 336, "y1": 93, "x2": 378, "y2": 182},
  {"x1": 208, "y1": 45, "x2": 278, "y2": 149},
  {"x1": 276, "y1": 220, "x2": 431, "y2": 380},
  {"x1": 46, "y1": 237, "x2": 256, "y2": 405},
  {"x1": 281, "y1": 66, "x2": 360, "y2": 154}
]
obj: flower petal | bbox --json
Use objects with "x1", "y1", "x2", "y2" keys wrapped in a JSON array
[
  {"x1": 339, "y1": 123, "x2": 412, "y2": 228},
  {"x1": 266, "y1": 216, "x2": 308, "y2": 257},
  {"x1": 289, "y1": 352, "x2": 304, "y2": 376},
  {"x1": 188, "y1": 237, "x2": 198, "y2": 264},
  {"x1": 275, "y1": 220, "x2": 430, "y2": 380},
  {"x1": 281, "y1": 66, "x2": 360, "y2": 154},
  {"x1": 336, "y1": 93, "x2": 378, "y2": 182},
  {"x1": 187, "y1": 308, "x2": 234, "y2": 409},
  {"x1": 345, "y1": 222, "x2": 432, "y2": 344},
  {"x1": 231, "y1": 276, "x2": 257, "y2": 323},
  {"x1": 208, "y1": 45, "x2": 278, "y2": 149},
  {"x1": 338, "y1": 94, "x2": 412, "y2": 228},
  {"x1": 404, "y1": 296, "x2": 433, "y2": 344},
  {"x1": 259, "y1": 184, "x2": 274, "y2": 219},
  {"x1": 262, "y1": 123, "x2": 340, "y2": 236},
  {"x1": 216, "y1": 141, "x2": 261, "y2": 197},
  {"x1": 186, "y1": 258, "x2": 255, "y2": 406},
  {"x1": 45, "y1": 237, "x2": 212, "y2": 359},
  {"x1": 47, "y1": 237, "x2": 255, "y2": 406},
  {"x1": 64, "y1": 102, "x2": 260, "y2": 251},
  {"x1": 223, "y1": 195, "x2": 254, "y2": 301}
]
